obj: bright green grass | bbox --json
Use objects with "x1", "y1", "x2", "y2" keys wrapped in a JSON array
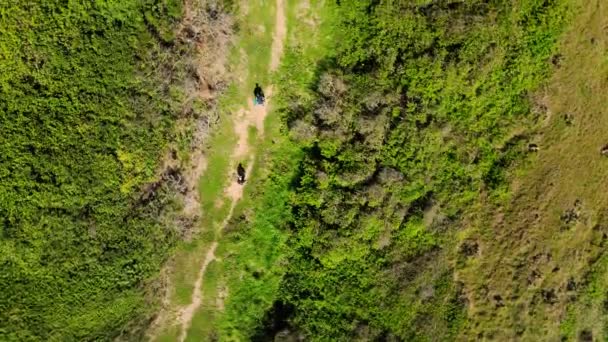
[
  {"x1": 185, "y1": 260, "x2": 222, "y2": 342},
  {"x1": 152, "y1": 0, "x2": 280, "y2": 340},
  {"x1": 198, "y1": 117, "x2": 236, "y2": 227},
  {"x1": 207, "y1": 0, "x2": 334, "y2": 340},
  {"x1": 156, "y1": 325, "x2": 181, "y2": 342},
  {"x1": 157, "y1": 0, "x2": 335, "y2": 339},
  {"x1": 171, "y1": 239, "x2": 214, "y2": 306},
  {"x1": 179, "y1": 0, "x2": 285, "y2": 338}
]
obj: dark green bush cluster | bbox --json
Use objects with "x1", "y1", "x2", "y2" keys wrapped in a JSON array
[{"x1": 267, "y1": 0, "x2": 568, "y2": 340}]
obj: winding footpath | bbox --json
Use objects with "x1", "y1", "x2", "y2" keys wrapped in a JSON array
[{"x1": 176, "y1": 0, "x2": 287, "y2": 340}]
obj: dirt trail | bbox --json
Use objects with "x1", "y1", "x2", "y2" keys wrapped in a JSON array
[
  {"x1": 176, "y1": 0, "x2": 286, "y2": 340},
  {"x1": 270, "y1": 0, "x2": 286, "y2": 72}
]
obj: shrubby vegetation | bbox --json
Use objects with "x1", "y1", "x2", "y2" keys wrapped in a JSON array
[
  {"x1": 229, "y1": 0, "x2": 569, "y2": 340},
  {"x1": 215, "y1": 135, "x2": 302, "y2": 341},
  {"x1": 0, "y1": 0, "x2": 571, "y2": 340},
  {"x1": 0, "y1": 1, "x2": 215, "y2": 340}
]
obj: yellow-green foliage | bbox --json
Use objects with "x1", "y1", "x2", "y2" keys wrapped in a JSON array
[
  {"x1": 0, "y1": 1, "x2": 189, "y2": 340},
  {"x1": 276, "y1": 0, "x2": 569, "y2": 339},
  {"x1": 218, "y1": 0, "x2": 570, "y2": 340}
]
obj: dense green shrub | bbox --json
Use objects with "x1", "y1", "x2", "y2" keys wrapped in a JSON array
[
  {"x1": 262, "y1": 0, "x2": 569, "y2": 340},
  {"x1": 0, "y1": 1, "x2": 191, "y2": 340}
]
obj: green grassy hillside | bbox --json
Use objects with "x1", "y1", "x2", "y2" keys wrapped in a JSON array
[
  {"x1": 272, "y1": 0, "x2": 569, "y2": 339},
  {"x1": 210, "y1": 0, "x2": 580, "y2": 341},
  {"x1": 6, "y1": 0, "x2": 608, "y2": 341},
  {"x1": 0, "y1": 1, "x2": 200, "y2": 340}
]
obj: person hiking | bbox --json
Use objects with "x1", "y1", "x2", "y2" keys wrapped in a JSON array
[
  {"x1": 237, "y1": 163, "x2": 246, "y2": 184},
  {"x1": 253, "y1": 83, "x2": 264, "y2": 105}
]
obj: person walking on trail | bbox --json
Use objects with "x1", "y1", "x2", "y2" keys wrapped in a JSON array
[
  {"x1": 253, "y1": 83, "x2": 265, "y2": 105},
  {"x1": 237, "y1": 163, "x2": 246, "y2": 184}
]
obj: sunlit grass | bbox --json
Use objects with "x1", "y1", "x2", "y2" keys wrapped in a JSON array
[{"x1": 153, "y1": 0, "x2": 281, "y2": 340}]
